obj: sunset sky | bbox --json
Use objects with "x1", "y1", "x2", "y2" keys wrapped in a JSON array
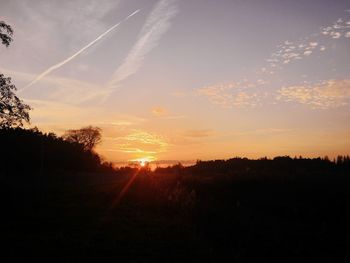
[{"x1": 1, "y1": 0, "x2": 350, "y2": 163}]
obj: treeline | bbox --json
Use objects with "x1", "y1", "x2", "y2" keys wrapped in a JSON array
[
  {"x1": 192, "y1": 155, "x2": 350, "y2": 172},
  {"x1": 0, "y1": 127, "x2": 114, "y2": 175},
  {"x1": 155, "y1": 155, "x2": 350, "y2": 177}
]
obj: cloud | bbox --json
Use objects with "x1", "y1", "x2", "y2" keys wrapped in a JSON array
[
  {"x1": 269, "y1": 40, "x2": 320, "y2": 67},
  {"x1": 198, "y1": 16, "x2": 350, "y2": 110},
  {"x1": 264, "y1": 17, "x2": 350, "y2": 73},
  {"x1": 22, "y1": 0, "x2": 118, "y2": 45},
  {"x1": 277, "y1": 79, "x2": 350, "y2": 109},
  {"x1": 1, "y1": 0, "x2": 121, "y2": 67},
  {"x1": 21, "y1": 9, "x2": 140, "y2": 91},
  {"x1": 21, "y1": 98, "x2": 147, "y2": 134},
  {"x1": 105, "y1": 130, "x2": 168, "y2": 160},
  {"x1": 183, "y1": 129, "x2": 215, "y2": 138},
  {"x1": 24, "y1": 99, "x2": 98, "y2": 126},
  {"x1": 109, "y1": 121, "x2": 137, "y2": 126},
  {"x1": 321, "y1": 18, "x2": 350, "y2": 39},
  {"x1": 197, "y1": 82, "x2": 266, "y2": 108},
  {"x1": 151, "y1": 106, "x2": 168, "y2": 116},
  {"x1": 1, "y1": 67, "x2": 108, "y2": 104},
  {"x1": 121, "y1": 131, "x2": 168, "y2": 147},
  {"x1": 332, "y1": 32, "x2": 341, "y2": 38},
  {"x1": 149, "y1": 106, "x2": 184, "y2": 119},
  {"x1": 108, "y1": 0, "x2": 178, "y2": 88}
]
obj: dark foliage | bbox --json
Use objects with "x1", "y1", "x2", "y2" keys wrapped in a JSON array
[
  {"x1": 1, "y1": 143, "x2": 350, "y2": 261},
  {"x1": 63, "y1": 126, "x2": 102, "y2": 151},
  {"x1": 0, "y1": 127, "x2": 113, "y2": 174},
  {"x1": 0, "y1": 21, "x2": 13, "y2": 47},
  {"x1": 0, "y1": 21, "x2": 31, "y2": 128},
  {"x1": 0, "y1": 74, "x2": 31, "y2": 128},
  {"x1": 181, "y1": 157, "x2": 350, "y2": 261},
  {"x1": 189, "y1": 155, "x2": 342, "y2": 177}
]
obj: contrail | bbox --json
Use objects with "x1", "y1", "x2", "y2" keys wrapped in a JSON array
[
  {"x1": 20, "y1": 9, "x2": 141, "y2": 92},
  {"x1": 108, "y1": 0, "x2": 178, "y2": 89}
]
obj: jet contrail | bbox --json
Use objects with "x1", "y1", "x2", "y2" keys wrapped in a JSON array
[
  {"x1": 20, "y1": 9, "x2": 141, "y2": 92},
  {"x1": 108, "y1": 0, "x2": 177, "y2": 89}
]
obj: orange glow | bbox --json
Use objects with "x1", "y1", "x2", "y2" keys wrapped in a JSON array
[
  {"x1": 131, "y1": 156, "x2": 155, "y2": 167},
  {"x1": 140, "y1": 160, "x2": 146, "y2": 167}
]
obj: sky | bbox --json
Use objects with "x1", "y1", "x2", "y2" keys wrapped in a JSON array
[{"x1": 1, "y1": 0, "x2": 350, "y2": 163}]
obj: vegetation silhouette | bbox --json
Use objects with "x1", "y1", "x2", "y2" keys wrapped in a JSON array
[
  {"x1": 0, "y1": 21, "x2": 13, "y2": 47},
  {"x1": 0, "y1": 21, "x2": 31, "y2": 128},
  {"x1": 63, "y1": 126, "x2": 102, "y2": 151},
  {"x1": 2, "y1": 129, "x2": 350, "y2": 262},
  {"x1": 0, "y1": 74, "x2": 31, "y2": 128},
  {"x1": 0, "y1": 127, "x2": 115, "y2": 174}
]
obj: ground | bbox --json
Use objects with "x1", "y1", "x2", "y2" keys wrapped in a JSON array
[{"x1": 1, "y1": 167, "x2": 350, "y2": 262}]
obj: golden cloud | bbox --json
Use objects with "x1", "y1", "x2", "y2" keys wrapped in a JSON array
[
  {"x1": 107, "y1": 130, "x2": 169, "y2": 161},
  {"x1": 277, "y1": 79, "x2": 350, "y2": 109},
  {"x1": 151, "y1": 106, "x2": 168, "y2": 116},
  {"x1": 183, "y1": 129, "x2": 215, "y2": 138},
  {"x1": 197, "y1": 82, "x2": 266, "y2": 108}
]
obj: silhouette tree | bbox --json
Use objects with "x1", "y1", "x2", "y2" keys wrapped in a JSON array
[
  {"x1": 0, "y1": 21, "x2": 13, "y2": 47},
  {"x1": 0, "y1": 21, "x2": 31, "y2": 128},
  {"x1": 63, "y1": 126, "x2": 102, "y2": 151},
  {"x1": 0, "y1": 74, "x2": 31, "y2": 128}
]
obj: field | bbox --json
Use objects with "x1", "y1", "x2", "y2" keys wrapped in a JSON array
[{"x1": 1, "y1": 159, "x2": 350, "y2": 262}]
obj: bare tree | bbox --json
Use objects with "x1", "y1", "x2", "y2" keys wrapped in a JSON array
[
  {"x1": 0, "y1": 21, "x2": 31, "y2": 128},
  {"x1": 63, "y1": 126, "x2": 102, "y2": 151}
]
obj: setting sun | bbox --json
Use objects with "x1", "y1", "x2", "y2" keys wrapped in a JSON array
[{"x1": 132, "y1": 157, "x2": 154, "y2": 167}]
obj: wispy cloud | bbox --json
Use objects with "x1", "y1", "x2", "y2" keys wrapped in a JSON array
[
  {"x1": 184, "y1": 129, "x2": 215, "y2": 138},
  {"x1": 1, "y1": 67, "x2": 108, "y2": 104},
  {"x1": 105, "y1": 129, "x2": 168, "y2": 160},
  {"x1": 21, "y1": 9, "x2": 140, "y2": 91},
  {"x1": 151, "y1": 106, "x2": 168, "y2": 116},
  {"x1": 108, "y1": 0, "x2": 178, "y2": 88},
  {"x1": 121, "y1": 131, "x2": 168, "y2": 147},
  {"x1": 2, "y1": 0, "x2": 120, "y2": 60},
  {"x1": 150, "y1": 106, "x2": 185, "y2": 120},
  {"x1": 277, "y1": 79, "x2": 350, "y2": 109},
  {"x1": 25, "y1": 99, "x2": 97, "y2": 123},
  {"x1": 229, "y1": 128, "x2": 292, "y2": 137},
  {"x1": 22, "y1": 98, "x2": 147, "y2": 132}
]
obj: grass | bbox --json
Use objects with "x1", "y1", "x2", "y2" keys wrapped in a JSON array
[{"x1": 1, "y1": 164, "x2": 350, "y2": 262}]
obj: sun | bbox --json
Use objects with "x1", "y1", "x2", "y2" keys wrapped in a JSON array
[
  {"x1": 130, "y1": 156, "x2": 156, "y2": 168},
  {"x1": 140, "y1": 159, "x2": 147, "y2": 167},
  {"x1": 132, "y1": 157, "x2": 153, "y2": 167}
]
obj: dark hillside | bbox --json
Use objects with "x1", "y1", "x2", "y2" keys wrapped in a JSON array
[
  {"x1": 0, "y1": 128, "x2": 107, "y2": 174},
  {"x1": 1, "y1": 130, "x2": 350, "y2": 261}
]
